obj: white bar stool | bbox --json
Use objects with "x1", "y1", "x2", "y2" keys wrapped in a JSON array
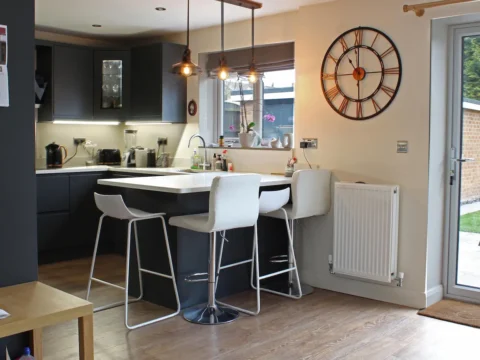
[
  {"x1": 86, "y1": 193, "x2": 180, "y2": 330},
  {"x1": 216, "y1": 188, "x2": 303, "y2": 316},
  {"x1": 169, "y1": 174, "x2": 261, "y2": 325},
  {"x1": 262, "y1": 169, "x2": 331, "y2": 296}
]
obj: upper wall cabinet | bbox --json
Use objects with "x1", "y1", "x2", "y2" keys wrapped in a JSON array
[
  {"x1": 94, "y1": 50, "x2": 131, "y2": 120},
  {"x1": 130, "y1": 43, "x2": 187, "y2": 123},
  {"x1": 37, "y1": 42, "x2": 94, "y2": 121}
]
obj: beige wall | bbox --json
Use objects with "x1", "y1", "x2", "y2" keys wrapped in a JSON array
[{"x1": 161, "y1": 0, "x2": 480, "y2": 308}]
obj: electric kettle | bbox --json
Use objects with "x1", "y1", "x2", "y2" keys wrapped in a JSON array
[{"x1": 45, "y1": 142, "x2": 68, "y2": 168}]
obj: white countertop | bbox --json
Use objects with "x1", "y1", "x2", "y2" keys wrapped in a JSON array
[
  {"x1": 35, "y1": 166, "x2": 193, "y2": 176},
  {"x1": 98, "y1": 173, "x2": 292, "y2": 194}
]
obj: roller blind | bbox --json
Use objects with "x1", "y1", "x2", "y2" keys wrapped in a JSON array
[{"x1": 206, "y1": 42, "x2": 294, "y2": 74}]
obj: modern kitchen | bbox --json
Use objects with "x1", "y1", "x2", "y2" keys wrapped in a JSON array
[{"x1": 3, "y1": 0, "x2": 480, "y2": 359}]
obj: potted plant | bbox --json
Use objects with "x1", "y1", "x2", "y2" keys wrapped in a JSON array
[{"x1": 238, "y1": 81, "x2": 259, "y2": 148}]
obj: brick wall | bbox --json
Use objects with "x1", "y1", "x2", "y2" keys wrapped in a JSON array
[{"x1": 461, "y1": 108, "x2": 480, "y2": 203}]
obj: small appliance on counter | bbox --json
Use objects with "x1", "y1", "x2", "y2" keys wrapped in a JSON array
[
  {"x1": 147, "y1": 149, "x2": 157, "y2": 168},
  {"x1": 122, "y1": 129, "x2": 137, "y2": 167},
  {"x1": 97, "y1": 149, "x2": 121, "y2": 165},
  {"x1": 45, "y1": 142, "x2": 67, "y2": 168},
  {"x1": 135, "y1": 148, "x2": 149, "y2": 168}
]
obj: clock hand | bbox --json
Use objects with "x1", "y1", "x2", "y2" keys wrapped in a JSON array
[
  {"x1": 346, "y1": 56, "x2": 357, "y2": 71},
  {"x1": 357, "y1": 80, "x2": 360, "y2": 100}
]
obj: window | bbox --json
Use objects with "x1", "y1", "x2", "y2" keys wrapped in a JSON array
[{"x1": 220, "y1": 69, "x2": 295, "y2": 147}]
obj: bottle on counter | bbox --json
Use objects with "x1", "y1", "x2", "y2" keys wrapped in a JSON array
[
  {"x1": 215, "y1": 155, "x2": 223, "y2": 171},
  {"x1": 191, "y1": 149, "x2": 199, "y2": 169},
  {"x1": 219, "y1": 136, "x2": 225, "y2": 147}
]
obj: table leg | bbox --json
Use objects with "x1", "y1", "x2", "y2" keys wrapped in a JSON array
[
  {"x1": 30, "y1": 328, "x2": 43, "y2": 360},
  {"x1": 78, "y1": 315, "x2": 94, "y2": 360}
]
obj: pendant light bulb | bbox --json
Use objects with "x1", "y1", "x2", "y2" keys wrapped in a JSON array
[
  {"x1": 219, "y1": 68, "x2": 229, "y2": 81},
  {"x1": 181, "y1": 64, "x2": 193, "y2": 77}
]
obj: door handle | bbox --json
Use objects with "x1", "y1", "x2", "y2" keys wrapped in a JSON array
[{"x1": 454, "y1": 158, "x2": 475, "y2": 163}]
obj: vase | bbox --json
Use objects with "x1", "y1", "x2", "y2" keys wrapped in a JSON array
[{"x1": 239, "y1": 132, "x2": 257, "y2": 148}]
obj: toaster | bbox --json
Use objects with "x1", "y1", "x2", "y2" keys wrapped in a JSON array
[{"x1": 97, "y1": 149, "x2": 122, "y2": 165}]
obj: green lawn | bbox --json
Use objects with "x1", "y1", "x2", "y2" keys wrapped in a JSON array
[{"x1": 460, "y1": 211, "x2": 480, "y2": 233}]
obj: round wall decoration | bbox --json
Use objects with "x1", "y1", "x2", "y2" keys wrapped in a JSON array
[
  {"x1": 188, "y1": 100, "x2": 198, "y2": 116},
  {"x1": 321, "y1": 27, "x2": 402, "y2": 120}
]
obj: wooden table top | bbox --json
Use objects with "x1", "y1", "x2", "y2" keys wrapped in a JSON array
[{"x1": 0, "y1": 281, "x2": 93, "y2": 338}]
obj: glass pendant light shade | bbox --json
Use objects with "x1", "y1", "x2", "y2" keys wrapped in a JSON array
[
  {"x1": 216, "y1": 56, "x2": 231, "y2": 81},
  {"x1": 246, "y1": 64, "x2": 260, "y2": 83},
  {"x1": 172, "y1": 48, "x2": 201, "y2": 77},
  {"x1": 171, "y1": 0, "x2": 201, "y2": 77}
]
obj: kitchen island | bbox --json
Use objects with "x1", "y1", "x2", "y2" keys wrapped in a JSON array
[{"x1": 98, "y1": 173, "x2": 293, "y2": 310}]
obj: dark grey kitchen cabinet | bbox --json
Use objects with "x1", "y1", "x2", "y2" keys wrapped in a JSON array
[
  {"x1": 36, "y1": 43, "x2": 94, "y2": 121},
  {"x1": 37, "y1": 212, "x2": 70, "y2": 252},
  {"x1": 130, "y1": 43, "x2": 187, "y2": 123},
  {"x1": 69, "y1": 173, "x2": 104, "y2": 247},
  {"x1": 36, "y1": 175, "x2": 69, "y2": 213},
  {"x1": 36, "y1": 172, "x2": 112, "y2": 264},
  {"x1": 94, "y1": 50, "x2": 131, "y2": 120},
  {"x1": 54, "y1": 45, "x2": 94, "y2": 119}
]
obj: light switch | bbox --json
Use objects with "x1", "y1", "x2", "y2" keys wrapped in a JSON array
[{"x1": 397, "y1": 141, "x2": 408, "y2": 154}]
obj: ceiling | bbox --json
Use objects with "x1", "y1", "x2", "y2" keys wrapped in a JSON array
[{"x1": 35, "y1": 0, "x2": 333, "y2": 38}]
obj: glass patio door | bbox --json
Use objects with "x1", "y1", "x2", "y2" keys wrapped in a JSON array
[{"x1": 447, "y1": 25, "x2": 480, "y2": 301}]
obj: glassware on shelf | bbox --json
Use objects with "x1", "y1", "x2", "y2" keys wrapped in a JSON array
[{"x1": 101, "y1": 60, "x2": 123, "y2": 109}]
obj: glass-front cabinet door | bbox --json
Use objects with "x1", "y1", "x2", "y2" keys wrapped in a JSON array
[{"x1": 94, "y1": 50, "x2": 130, "y2": 120}]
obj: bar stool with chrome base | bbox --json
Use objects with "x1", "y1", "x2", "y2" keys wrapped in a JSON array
[
  {"x1": 169, "y1": 174, "x2": 261, "y2": 325},
  {"x1": 262, "y1": 170, "x2": 331, "y2": 296},
  {"x1": 86, "y1": 193, "x2": 181, "y2": 330},
  {"x1": 215, "y1": 188, "x2": 303, "y2": 316}
]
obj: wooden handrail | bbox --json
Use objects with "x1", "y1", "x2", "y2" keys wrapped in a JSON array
[
  {"x1": 404, "y1": 0, "x2": 480, "y2": 17},
  {"x1": 215, "y1": 0, "x2": 263, "y2": 9}
]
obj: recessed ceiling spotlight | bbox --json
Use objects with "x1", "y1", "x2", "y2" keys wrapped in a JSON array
[
  {"x1": 155, "y1": 7, "x2": 167, "y2": 11},
  {"x1": 92, "y1": 24, "x2": 102, "y2": 28}
]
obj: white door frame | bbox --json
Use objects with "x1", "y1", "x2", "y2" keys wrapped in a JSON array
[{"x1": 445, "y1": 23, "x2": 480, "y2": 302}]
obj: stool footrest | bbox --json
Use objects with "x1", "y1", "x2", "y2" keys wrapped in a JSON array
[
  {"x1": 91, "y1": 278, "x2": 126, "y2": 291},
  {"x1": 185, "y1": 272, "x2": 209, "y2": 283},
  {"x1": 220, "y1": 258, "x2": 253, "y2": 270},
  {"x1": 269, "y1": 255, "x2": 289, "y2": 264},
  {"x1": 259, "y1": 267, "x2": 297, "y2": 281},
  {"x1": 140, "y1": 268, "x2": 173, "y2": 279}
]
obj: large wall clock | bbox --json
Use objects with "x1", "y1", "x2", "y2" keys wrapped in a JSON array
[{"x1": 321, "y1": 27, "x2": 402, "y2": 120}]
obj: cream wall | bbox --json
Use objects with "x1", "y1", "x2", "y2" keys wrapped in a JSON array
[{"x1": 161, "y1": 0, "x2": 480, "y2": 308}]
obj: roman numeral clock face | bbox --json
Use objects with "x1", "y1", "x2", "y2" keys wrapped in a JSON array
[{"x1": 321, "y1": 27, "x2": 402, "y2": 120}]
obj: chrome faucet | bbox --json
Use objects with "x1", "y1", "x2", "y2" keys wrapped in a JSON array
[{"x1": 188, "y1": 134, "x2": 209, "y2": 170}]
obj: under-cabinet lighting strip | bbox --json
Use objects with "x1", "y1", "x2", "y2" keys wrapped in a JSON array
[
  {"x1": 53, "y1": 120, "x2": 120, "y2": 125},
  {"x1": 124, "y1": 122, "x2": 173, "y2": 125}
]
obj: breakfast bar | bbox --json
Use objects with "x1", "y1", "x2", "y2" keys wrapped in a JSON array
[{"x1": 97, "y1": 173, "x2": 293, "y2": 310}]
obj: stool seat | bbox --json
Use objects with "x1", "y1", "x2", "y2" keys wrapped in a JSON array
[
  {"x1": 128, "y1": 208, "x2": 166, "y2": 219},
  {"x1": 169, "y1": 213, "x2": 210, "y2": 233},
  {"x1": 263, "y1": 204, "x2": 293, "y2": 219}
]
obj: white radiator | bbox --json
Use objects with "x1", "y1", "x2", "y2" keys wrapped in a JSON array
[{"x1": 332, "y1": 182, "x2": 400, "y2": 284}]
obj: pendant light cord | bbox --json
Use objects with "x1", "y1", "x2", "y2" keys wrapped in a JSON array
[
  {"x1": 186, "y1": 0, "x2": 190, "y2": 48},
  {"x1": 251, "y1": 9, "x2": 255, "y2": 63},
  {"x1": 221, "y1": 0, "x2": 225, "y2": 55}
]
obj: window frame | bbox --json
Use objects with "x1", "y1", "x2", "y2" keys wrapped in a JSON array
[{"x1": 215, "y1": 67, "x2": 295, "y2": 148}]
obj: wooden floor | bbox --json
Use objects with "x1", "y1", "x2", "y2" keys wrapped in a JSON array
[{"x1": 39, "y1": 255, "x2": 479, "y2": 360}]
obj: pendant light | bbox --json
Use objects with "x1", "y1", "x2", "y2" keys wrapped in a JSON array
[
  {"x1": 245, "y1": 8, "x2": 260, "y2": 83},
  {"x1": 215, "y1": 0, "x2": 231, "y2": 81},
  {"x1": 172, "y1": 0, "x2": 201, "y2": 77}
]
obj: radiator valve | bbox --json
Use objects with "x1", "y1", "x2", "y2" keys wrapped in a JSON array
[
  {"x1": 328, "y1": 255, "x2": 335, "y2": 274},
  {"x1": 395, "y1": 272, "x2": 405, "y2": 287}
]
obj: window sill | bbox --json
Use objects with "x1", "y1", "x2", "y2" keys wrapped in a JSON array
[{"x1": 203, "y1": 146, "x2": 292, "y2": 151}]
